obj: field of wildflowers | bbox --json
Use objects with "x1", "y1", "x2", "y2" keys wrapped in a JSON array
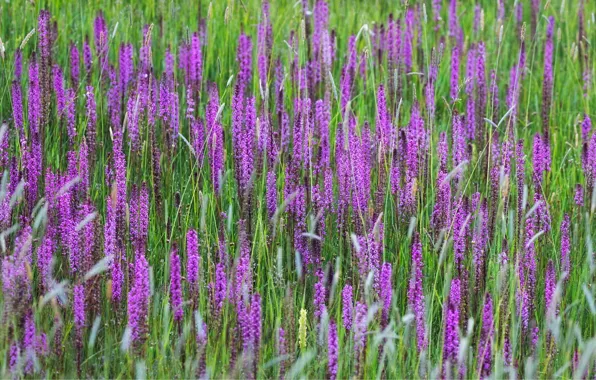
[{"x1": 0, "y1": 0, "x2": 595, "y2": 378}]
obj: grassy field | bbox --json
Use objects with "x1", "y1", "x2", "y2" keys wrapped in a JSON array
[{"x1": 0, "y1": 0, "x2": 595, "y2": 378}]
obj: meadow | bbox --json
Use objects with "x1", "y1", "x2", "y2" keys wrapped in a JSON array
[{"x1": 0, "y1": 0, "x2": 595, "y2": 378}]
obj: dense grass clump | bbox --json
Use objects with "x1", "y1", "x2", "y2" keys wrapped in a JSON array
[{"x1": 0, "y1": 0, "x2": 596, "y2": 378}]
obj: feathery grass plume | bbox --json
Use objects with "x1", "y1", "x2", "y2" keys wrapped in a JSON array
[{"x1": 299, "y1": 308, "x2": 307, "y2": 351}]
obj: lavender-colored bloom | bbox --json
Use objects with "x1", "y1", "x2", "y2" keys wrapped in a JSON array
[
  {"x1": 85, "y1": 86, "x2": 97, "y2": 156},
  {"x1": 94, "y1": 12, "x2": 109, "y2": 74},
  {"x1": 560, "y1": 214, "x2": 571, "y2": 276},
  {"x1": 376, "y1": 85, "x2": 392, "y2": 154},
  {"x1": 582, "y1": 114, "x2": 592, "y2": 143},
  {"x1": 251, "y1": 293, "x2": 262, "y2": 356},
  {"x1": 465, "y1": 46, "x2": 476, "y2": 139},
  {"x1": 448, "y1": 0, "x2": 458, "y2": 38},
  {"x1": 105, "y1": 196, "x2": 122, "y2": 302},
  {"x1": 126, "y1": 87, "x2": 141, "y2": 150},
  {"x1": 14, "y1": 49, "x2": 22, "y2": 80},
  {"x1": 408, "y1": 233, "x2": 427, "y2": 351},
  {"x1": 38, "y1": 10, "x2": 51, "y2": 59},
  {"x1": 503, "y1": 333, "x2": 512, "y2": 367},
  {"x1": 190, "y1": 32, "x2": 203, "y2": 89},
  {"x1": 453, "y1": 197, "x2": 469, "y2": 270},
  {"x1": 452, "y1": 113, "x2": 467, "y2": 181},
  {"x1": 257, "y1": 2, "x2": 272, "y2": 85},
  {"x1": 170, "y1": 248, "x2": 184, "y2": 322},
  {"x1": 112, "y1": 130, "x2": 127, "y2": 247},
  {"x1": 353, "y1": 301, "x2": 367, "y2": 360},
  {"x1": 207, "y1": 85, "x2": 224, "y2": 192},
  {"x1": 119, "y1": 43, "x2": 134, "y2": 94},
  {"x1": 278, "y1": 328, "x2": 287, "y2": 377},
  {"x1": 575, "y1": 184, "x2": 584, "y2": 206},
  {"x1": 240, "y1": 96, "x2": 256, "y2": 190},
  {"x1": 342, "y1": 284, "x2": 353, "y2": 330},
  {"x1": 520, "y1": 216, "x2": 537, "y2": 331},
  {"x1": 127, "y1": 252, "x2": 151, "y2": 346},
  {"x1": 532, "y1": 133, "x2": 551, "y2": 188},
  {"x1": 477, "y1": 42, "x2": 487, "y2": 124},
  {"x1": 478, "y1": 294, "x2": 493, "y2": 378},
  {"x1": 70, "y1": 43, "x2": 80, "y2": 87},
  {"x1": 11, "y1": 81, "x2": 23, "y2": 134},
  {"x1": 76, "y1": 145, "x2": 89, "y2": 201},
  {"x1": 65, "y1": 88, "x2": 77, "y2": 144},
  {"x1": 542, "y1": 17, "x2": 555, "y2": 131},
  {"x1": 314, "y1": 276, "x2": 327, "y2": 320},
  {"x1": 473, "y1": 201, "x2": 489, "y2": 292},
  {"x1": 443, "y1": 278, "x2": 461, "y2": 376},
  {"x1": 107, "y1": 66, "x2": 121, "y2": 127},
  {"x1": 37, "y1": 231, "x2": 54, "y2": 290},
  {"x1": 53, "y1": 65, "x2": 65, "y2": 115},
  {"x1": 83, "y1": 37, "x2": 92, "y2": 76},
  {"x1": 516, "y1": 139, "x2": 526, "y2": 223},
  {"x1": 545, "y1": 259, "x2": 557, "y2": 317},
  {"x1": 450, "y1": 45, "x2": 460, "y2": 101},
  {"x1": 380, "y1": 262, "x2": 392, "y2": 325},
  {"x1": 236, "y1": 33, "x2": 253, "y2": 93},
  {"x1": 187, "y1": 229, "x2": 200, "y2": 287},
  {"x1": 2, "y1": 253, "x2": 31, "y2": 319},
  {"x1": 266, "y1": 168, "x2": 277, "y2": 218},
  {"x1": 403, "y1": 10, "x2": 413, "y2": 71},
  {"x1": 328, "y1": 321, "x2": 338, "y2": 380},
  {"x1": 214, "y1": 262, "x2": 227, "y2": 314},
  {"x1": 74, "y1": 284, "x2": 86, "y2": 330}
]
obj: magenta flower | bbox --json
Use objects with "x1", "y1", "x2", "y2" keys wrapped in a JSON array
[
  {"x1": 328, "y1": 321, "x2": 338, "y2": 380},
  {"x1": 170, "y1": 247, "x2": 184, "y2": 322}
]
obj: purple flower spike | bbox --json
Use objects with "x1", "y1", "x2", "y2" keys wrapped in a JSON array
[
  {"x1": 187, "y1": 229, "x2": 200, "y2": 287},
  {"x1": 478, "y1": 294, "x2": 493, "y2": 378},
  {"x1": 342, "y1": 284, "x2": 353, "y2": 331},
  {"x1": 408, "y1": 233, "x2": 427, "y2": 352},
  {"x1": 380, "y1": 262, "x2": 392, "y2": 326},
  {"x1": 328, "y1": 321, "x2": 338, "y2": 380},
  {"x1": 127, "y1": 252, "x2": 151, "y2": 347},
  {"x1": 170, "y1": 247, "x2": 184, "y2": 322},
  {"x1": 443, "y1": 278, "x2": 461, "y2": 377}
]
